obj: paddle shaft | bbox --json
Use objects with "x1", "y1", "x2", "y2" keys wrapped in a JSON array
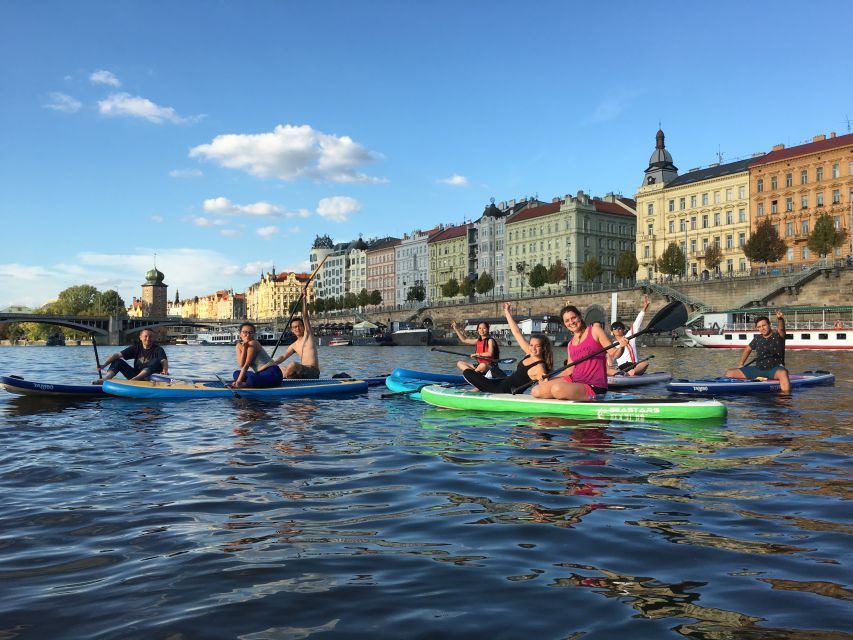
[
  {"x1": 92, "y1": 335, "x2": 102, "y2": 379},
  {"x1": 616, "y1": 354, "x2": 653, "y2": 373},
  {"x1": 215, "y1": 373, "x2": 241, "y2": 399},
  {"x1": 270, "y1": 254, "x2": 328, "y2": 358},
  {"x1": 430, "y1": 347, "x2": 514, "y2": 364},
  {"x1": 512, "y1": 301, "x2": 686, "y2": 394}
]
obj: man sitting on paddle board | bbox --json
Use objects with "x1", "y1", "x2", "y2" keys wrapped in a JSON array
[
  {"x1": 724, "y1": 310, "x2": 790, "y2": 393},
  {"x1": 279, "y1": 296, "x2": 320, "y2": 379},
  {"x1": 93, "y1": 328, "x2": 169, "y2": 383},
  {"x1": 607, "y1": 294, "x2": 651, "y2": 377}
]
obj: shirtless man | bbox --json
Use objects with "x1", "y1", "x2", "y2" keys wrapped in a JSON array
[{"x1": 279, "y1": 296, "x2": 320, "y2": 379}]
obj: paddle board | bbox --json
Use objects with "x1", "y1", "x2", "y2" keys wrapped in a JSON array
[
  {"x1": 0, "y1": 375, "x2": 105, "y2": 397},
  {"x1": 666, "y1": 370, "x2": 835, "y2": 394},
  {"x1": 103, "y1": 377, "x2": 369, "y2": 399}
]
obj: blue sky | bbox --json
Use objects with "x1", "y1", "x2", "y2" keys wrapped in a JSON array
[{"x1": 2, "y1": 0, "x2": 852, "y2": 309}]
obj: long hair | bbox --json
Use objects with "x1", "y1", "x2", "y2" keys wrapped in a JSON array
[{"x1": 529, "y1": 334, "x2": 554, "y2": 371}]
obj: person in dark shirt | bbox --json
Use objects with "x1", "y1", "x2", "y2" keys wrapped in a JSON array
[
  {"x1": 93, "y1": 328, "x2": 169, "y2": 384},
  {"x1": 724, "y1": 310, "x2": 790, "y2": 392}
]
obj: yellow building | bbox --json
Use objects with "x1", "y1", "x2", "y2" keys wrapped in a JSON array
[
  {"x1": 428, "y1": 223, "x2": 470, "y2": 302},
  {"x1": 246, "y1": 270, "x2": 313, "y2": 321},
  {"x1": 635, "y1": 129, "x2": 752, "y2": 279},
  {"x1": 750, "y1": 131, "x2": 853, "y2": 269}
]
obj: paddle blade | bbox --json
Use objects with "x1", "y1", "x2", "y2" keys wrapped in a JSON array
[{"x1": 645, "y1": 300, "x2": 687, "y2": 333}]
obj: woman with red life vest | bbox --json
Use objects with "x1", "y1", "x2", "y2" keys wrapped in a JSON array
[
  {"x1": 450, "y1": 319, "x2": 500, "y2": 374},
  {"x1": 534, "y1": 304, "x2": 629, "y2": 401}
]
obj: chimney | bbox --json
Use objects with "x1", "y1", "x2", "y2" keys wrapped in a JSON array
[
  {"x1": 772, "y1": 143, "x2": 785, "y2": 151},
  {"x1": 813, "y1": 134, "x2": 826, "y2": 142},
  {"x1": 830, "y1": 132, "x2": 837, "y2": 138}
]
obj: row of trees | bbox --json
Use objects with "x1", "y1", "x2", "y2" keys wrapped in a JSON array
[
  {"x1": 656, "y1": 213, "x2": 849, "y2": 277},
  {"x1": 308, "y1": 288, "x2": 383, "y2": 313},
  {"x1": 2, "y1": 285, "x2": 127, "y2": 342}
]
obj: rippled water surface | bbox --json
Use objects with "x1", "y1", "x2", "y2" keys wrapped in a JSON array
[{"x1": 1, "y1": 345, "x2": 851, "y2": 639}]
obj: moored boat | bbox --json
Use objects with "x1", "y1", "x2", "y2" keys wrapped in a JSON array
[
  {"x1": 419, "y1": 385, "x2": 727, "y2": 420},
  {"x1": 687, "y1": 305, "x2": 853, "y2": 349},
  {"x1": 328, "y1": 337, "x2": 352, "y2": 346}
]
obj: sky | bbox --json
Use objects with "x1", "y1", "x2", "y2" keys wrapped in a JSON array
[{"x1": 2, "y1": 0, "x2": 852, "y2": 309}]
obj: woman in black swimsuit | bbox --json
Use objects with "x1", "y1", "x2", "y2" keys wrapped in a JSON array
[{"x1": 463, "y1": 302, "x2": 553, "y2": 393}]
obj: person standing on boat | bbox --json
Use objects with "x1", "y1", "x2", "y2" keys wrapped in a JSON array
[
  {"x1": 461, "y1": 303, "x2": 551, "y2": 393},
  {"x1": 279, "y1": 296, "x2": 320, "y2": 379},
  {"x1": 534, "y1": 305, "x2": 629, "y2": 401},
  {"x1": 450, "y1": 320, "x2": 501, "y2": 375},
  {"x1": 232, "y1": 322, "x2": 284, "y2": 388},
  {"x1": 93, "y1": 328, "x2": 168, "y2": 383},
  {"x1": 724, "y1": 310, "x2": 790, "y2": 392},
  {"x1": 607, "y1": 294, "x2": 651, "y2": 377}
]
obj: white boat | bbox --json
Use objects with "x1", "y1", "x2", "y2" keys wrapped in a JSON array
[
  {"x1": 687, "y1": 305, "x2": 853, "y2": 350},
  {"x1": 188, "y1": 330, "x2": 238, "y2": 346}
]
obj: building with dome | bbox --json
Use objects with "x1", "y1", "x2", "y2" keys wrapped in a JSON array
[{"x1": 140, "y1": 264, "x2": 168, "y2": 317}]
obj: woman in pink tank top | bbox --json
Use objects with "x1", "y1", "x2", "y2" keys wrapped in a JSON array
[{"x1": 533, "y1": 304, "x2": 628, "y2": 401}]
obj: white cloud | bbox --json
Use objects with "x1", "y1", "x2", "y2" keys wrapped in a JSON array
[
  {"x1": 43, "y1": 92, "x2": 82, "y2": 113},
  {"x1": 220, "y1": 229, "x2": 240, "y2": 237},
  {"x1": 316, "y1": 196, "x2": 361, "y2": 223},
  {"x1": 202, "y1": 196, "x2": 311, "y2": 218},
  {"x1": 168, "y1": 168, "x2": 203, "y2": 178},
  {"x1": 98, "y1": 92, "x2": 203, "y2": 124},
  {"x1": 189, "y1": 124, "x2": 386, "y2": 183},
  {"x1": 151, "y1": 215, "x2": 165, "y2": 223},
  {"x1": 223, "y1": 260, "x2": 275, "y2": 276},
  {"x1": 256, "y1": 225, "x2": 279, "y2": 238},
  {"x1": 438, "y1": 174, "x2": 469, "y2": 186},
  {"x1": 90, "y1": 70, "x2": 121, "y2": 87},
  {"x1": 189, "y1": 216, "x2": 225, "y2": 227}
]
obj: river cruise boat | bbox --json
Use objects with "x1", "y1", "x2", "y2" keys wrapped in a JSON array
[
  {"x1": 686, "y1": 305, "x2": 853, "y2": 350},
  {"x1": 188, "y1": 331, "x2": 238, "y2": 346}
]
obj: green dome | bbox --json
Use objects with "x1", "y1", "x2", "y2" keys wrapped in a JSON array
[{"x1": 145, "y1": 267, "x2": 165, "y2": 284}]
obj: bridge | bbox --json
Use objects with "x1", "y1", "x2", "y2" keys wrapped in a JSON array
[{"x1": 0, "y1": 313, "x2": 237, "y2": 345}]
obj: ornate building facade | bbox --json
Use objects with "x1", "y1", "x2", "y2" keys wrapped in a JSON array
[
  {"x1": 246, "y1": 270, "x2": 312, "y2": 321},
  {"x1": 427, "y1": 223, "x2": 470, "y2": 302},
  {"x1": 366, "y1": 236, "x2": 400, "y2": 308}
]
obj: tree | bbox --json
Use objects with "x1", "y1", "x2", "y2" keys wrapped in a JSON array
[
  {"x1": 581, "y1": 257, "x2": 602, "y2": 282},
  {"x1": 406, "y1": 283, "x2": 425, "y2": 302},
  {"x1": 529, "y1": 264, "x2": 548, "y2": 291},
  {"x1": 743, "y1": 218, "x2": 786, "y2": 265},
  {"x1": 369, "y1": 290, "x2": 382, "y2": 306},
  {"x1": 441, "y1": 278, "x2": 460, "y2": 298},
  {"x1": 95, "y1": 289, "x2": 127, "y2": 316},
  {"x1": 615, "y1": 251, "x2": 639, "y2": 283},
  {"x1": 547, "y1": 259, "x2": 567, "y2": 286},
  {"x1": 459, "y1": 275, "x2": 475, "y2": 297},
  {"x1": 515, "y1": 261, "x2": 528, "y2": 296},
  {"x1": 343, "y1": 292, "x2": 358, "y2": 309},
  {"x1": 56, "y1": 284, "x2": 99, "y2": 315},
  {"x1": 808, "y1": 212, "x2": 848, "y2": 258},
  {"x1": 657, "y1": 242, "x2": 686, "y2": 276},
  {"x1": 703, "y1": 243, "x2": 724, "y2": 272},
  {"x1": 357, "y1": 288, "x2": 370, "y2": 309},
  {"x1": 475, "y1": 271, "x2": 495, "y2": 296}
]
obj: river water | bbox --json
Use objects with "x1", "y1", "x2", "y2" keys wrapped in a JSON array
[{"x1": 1, "y1": 345, "x2": 850, "y2": 639}]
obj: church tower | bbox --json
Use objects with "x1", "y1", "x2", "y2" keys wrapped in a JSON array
[
  {"x1": 141, "y1": 264, "x2": 168, "y2": 317},
  {"x1": 643, "y1": 128, "x2": 678, "y2": 187}
]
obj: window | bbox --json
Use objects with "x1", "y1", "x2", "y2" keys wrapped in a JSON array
[
  {"x1": 679, "y1": 219, "x2": 686, "y2": 232},
  {"x1": 771, "y1": 200, "x2": 778, "y2": 214},
  {"x1": 785, "y1": 173, "x2": 793, "y2": 187},
  {"x1": 668, "y1": 220, "x2": 675, "y2": 233},
  {"x1": 647, "y1": 203, "x2": 654, "y2": 215},
  {"x1": 738, "y1": 186, "x2": 746, "y2": 199},
  {"x1": 726, "y1": 210, "x2": 733, "y2": 224},
  {"x1": 725, "y1": 188, "x2": 732, "y2": 201},
  {"x1": 679, "y1": 197, "x2": 686, "y2": 210},
  {"x1": 801, "y1": 169, "x2": 808, "y2": 184},
  {"x1": 850, "y1": 161, "x2": 853, "y2": 176},
  {"x1": 785, "y1": 197, "x2": 793, "y2": 212},
  {"x1": 834, "y1": 216, "x2": 841, "y2": 230},
  {"x1": 738, "y1": 232, "x2": 745, "y2": 247},
  {"x1": 702, "y1": 214, "x2": 708, "y2": 228},
  {"x1": 787, "y1": 221, "x2": 795, "y2": 236},
  {"x1": 668, "y1": 199, "x2": 675, "y2": 212},
  {"x1": 691, "y1": 216, "x2": 697, "y2": 230},
  {"x1": 801, "y1": 195, "x2": 808, "y2": 209},
  {"x1": 714, "y1": 191, "x2": 721, "y2": 204},
  {"x1": 802, "y1": 247, "x2": 809, "y2": 260},
  {"x1": 816, "y1": 192, "x2": 824, "y2": 207},
  {"x1": 726, "y1": 235, "x2": 733, "y2": 249},
  {"x1": 832, "y1": 189, "x2": 841, "y2": 204},
  {"x1": 740, "y1": 260, "x2": 746, "y2": 272},
  {"x1": 757, "y1": 202, "x2": 764, "y2": 215},
  {"x1": 757, "y1": 179, "x2": 764, "y2": 192},
  {"x1": 690, "y1": 195, "x2": 697, "y2": 208},
  {"x1": 801, "y1": 219, "x2": 809, "y2": 234},
  {"x1": 771, "y1": 176, "x2": 778, "y2": 190},
  {"x1": 714, "y1": 212, "x2": 720, "y2": 226},
  {"x1": 690, "y1": 239, "x2": 696, "y2": 254},
  {"x1": 702, "y1": 238, "x2": 709, "y2": 251},
  {"x1": 816, "y1": 166, "x2": 824, "y2": 181},
  {"x1": 739, "y1": 208, "x2": 746, "y2": 223},
  {"x1": 832, "y1": 163, "x2": 840, "y2": 179},
  {"x1": 647, "y1": 223, "x2": 654, "y2": 235},
  {"x1": 644, "y1": 245, "x2": 650, "y2": 258},
  {"x1": 787, "y1": 247, "x2": 794, "y2": 261},
  {"x1": 714, "y1": 236, "x2": 720, "y2": 247},
  {"x1": 702, "y1": 193, "x2": 709, "y2": 205}
]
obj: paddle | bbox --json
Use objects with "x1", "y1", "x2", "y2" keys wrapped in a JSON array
[
  {"x1": 214, "y1": 373, "x2": 242, "y2": 399},
  {"x1": 430, "y1": 347, "x2": 516, "y2": 365},
  {"x1": 380, "y1": 381, "x2": 460, "y2": 399},
  {"x1": 92, "y1": 334, "x2": 102, "y2": 380},
  {"x1": 512, "y1": 300, "x2": 688, "y2": 394},
  {"x1": 270, "y1": 254, "x2": 329, "y2": 358},
  {"x1": 615, "y1": 354, "x2": 654, "y2": 374}
]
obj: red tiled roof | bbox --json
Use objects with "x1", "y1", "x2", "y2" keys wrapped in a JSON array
[
  {"x1": 429, "y1": 223, "x2": 470, "y2": 243},
  {"x1": 592, "y1": 199, "x2": 636, "y2": 217},
  {"x1": 505, "y1": 201, "x2": 561, "y2": 224},
  {"x1": 750, "y1": 132, "x2": 853, "y2": 167}
]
